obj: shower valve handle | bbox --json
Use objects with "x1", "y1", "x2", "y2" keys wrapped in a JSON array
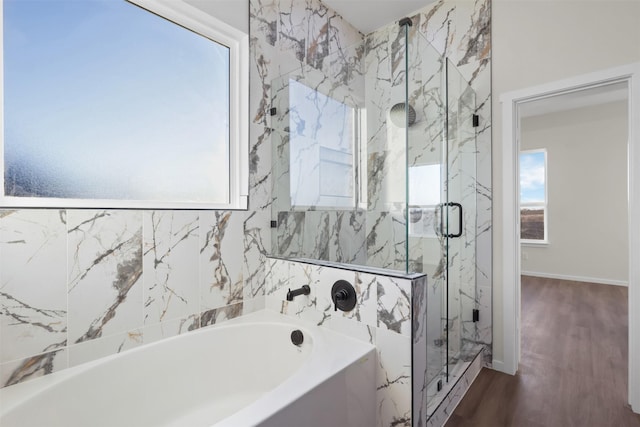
[
  {"x1": 331, "y1": 280, "x2": 357, "y2": 312},
  {"x1": 333, "y1": 289, "x2": 349, "y2": 311}
]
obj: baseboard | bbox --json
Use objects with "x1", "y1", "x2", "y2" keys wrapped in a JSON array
[
  {"x1": 491, "y1": 359, "x2": 508, "y2": 374},
  {"x1": 521, "y1": 271, "x2": 628, "y2": 287}
]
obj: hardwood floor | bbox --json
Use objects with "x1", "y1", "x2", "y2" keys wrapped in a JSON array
[{"x1": 445, "y1": 276, "x2": 640, "y2": 427}]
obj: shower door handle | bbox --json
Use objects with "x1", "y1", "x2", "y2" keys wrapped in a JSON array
[
  {"x1": 438, "y1": 202, "x2": 463, "y2": 238},
  {"x1": 448, "y1": 202, "x2": 463, "y2": 238}
]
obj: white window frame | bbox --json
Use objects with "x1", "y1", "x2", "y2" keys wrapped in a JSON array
[
  {"x1": 520, "y1": 148, "x2": 548, "y2": 245},
  {"x1": 0, "y1": 0, "x2": 248, "y2": 210}
]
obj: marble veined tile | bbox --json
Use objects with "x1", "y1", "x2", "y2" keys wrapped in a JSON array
[
  {"x1": 277, "y1": 0, "x2": 307, "y2": 61},
  {"x1": 250, "y1": 0, "x2": 278, "y2": 46},
  {"x1": 376, "y1": 327, "x2": 411, "y2": 427},
  {"x1": 303, "y1": 211, "x2": 331, "y2": 260},
  {"x1": 324, "y1": 314, "x2": 376, "y2": 345},
  {"x1": 142, "y1": 314, "x2": 200, "y2": 345},
  {"x1": 143, "y1": 211, "x2": 199, "y2": 325},
  {"x1": 305, "y1": 0, "x2": 329, "y2": 69},
  {"x1": 342, "y1": 272, "x2": 377, "y2": 327},
  {"x1": 265, "y1": 257, "x2": 290, "y2": 297},
  {"x1": 325, "y1": 12, "x2": 363, "y2": 90},
  {"x1": 309, "y1": 262, "x2": 357, "y2": 315},
  {"x1": 242, "y1": 297, "x2": 266, "y2": 315},
  {"x1": 200, "y1": 302, "x2": 243, "y2": 327},
  {"x1": 327, "y1": 10, "x2": 362, "y2": 58},
  {"x1": 68, "y1": 328, "x2": 143, "y2": 368},
  {"x1": 67, "y1": 210, "x2": 143, "y2": 344},
  {"x1": 0, "y1": 210, "x2": 67, "y2": 363},
  {"x1": 276, "y1": 211, "x2": 305, "y2": 258},
  {"x1": 243, "y1": 209, "x2": 270, "y2": 300},
  {"x1": 377, "y1": 275, "x2": 412, "y2": 337},
  {"x1": 200, "y1": 211, "x2": 244, "y2": 311},
  {"x1": 1, "y1": 348, "x2": 67, "y2": 387},
  {"x1": 332, "y1": 210, "x2": 367, "y2": 265}
]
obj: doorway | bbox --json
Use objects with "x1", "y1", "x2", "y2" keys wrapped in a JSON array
[{"x1": 498, "y1": 63, "x2": 640, "y2": 413}]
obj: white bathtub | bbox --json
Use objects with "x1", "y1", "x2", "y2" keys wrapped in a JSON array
[{"x1": 0, "y1": 310, "x2": 376, "y2": 427}]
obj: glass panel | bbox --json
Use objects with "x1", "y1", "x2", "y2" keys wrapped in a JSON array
[
  {"x1": 364, "y1": 23, "x2": 409, "y2": 271},
  {"x1": 520, "y1": 150, "x2": 547, "y2": 241},
  {"x1": 406, "y1": 27, "x2": 447, "y2": 404},
  {"x1": 445, "y1": 58, "x2": 478, "y2": 379},
  {"x1": 269, "y1": 42, "x2": 365, "y2": 263},
  {"x1": 287, "y1": 79, "x2": 356, "y2": 209},
  {"x1": 521, "y1": 207, "x2": 545, "y2": 240},
  {"x1": 3, "y1": 0, "x2": 230, "y2": 203}
]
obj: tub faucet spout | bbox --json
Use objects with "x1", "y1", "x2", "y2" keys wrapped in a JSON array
[{"x1": 286, "y1": 285, "x2": 311, "y2": 301}]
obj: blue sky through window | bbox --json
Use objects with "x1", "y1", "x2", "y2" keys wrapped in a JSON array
[
  {"x1": 520, "y1": 151, "x2": 545, "y2": 204},
  {"x1": 3, "y1": 0, "x2": 230, "y2": 202}
]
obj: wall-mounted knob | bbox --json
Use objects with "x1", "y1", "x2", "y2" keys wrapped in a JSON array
[{"x1": 331, "y1": 280, "x2": 357, "y2": 312}]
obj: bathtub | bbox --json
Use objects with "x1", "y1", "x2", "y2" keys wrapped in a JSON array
[{"x1": 0, "y1": 310, "x2": 376, "y2": 427}]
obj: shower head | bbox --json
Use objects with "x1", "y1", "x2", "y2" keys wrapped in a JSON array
[{"x1": 389, "y1": 102, "x2": 416, "y2": 128}]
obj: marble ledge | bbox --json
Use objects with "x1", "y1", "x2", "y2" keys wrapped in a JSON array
[
  {"x1": 426, "y1": 349, "x2": 484, "y2": 427},
  {"x1": 268, "y1": 255, "x2": 426, "y2": 281}
]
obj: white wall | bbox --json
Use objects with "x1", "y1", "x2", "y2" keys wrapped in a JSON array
[
  {"x1": 492, "y1": 0, "x2": 640, "y2": 362},
  {"x1": 520, "y1": 101, "x2": 629, "y2": 285}
]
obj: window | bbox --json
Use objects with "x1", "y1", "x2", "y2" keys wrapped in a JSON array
[
  {"x1": 1, "y1": 0, "x2": 248, "y2": 209},
  {"x1": 520, "y1": 149, "x2": 547, "y2": 242}
]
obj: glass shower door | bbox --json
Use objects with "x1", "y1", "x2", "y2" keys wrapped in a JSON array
[
  {"x1": 406, "y1": 28, "x2": 478, "y2": 414},
  {"x1": 405, "y1": 28, "x2": 448, "y2": 395},
  {"x1": 444, "y1": 59, "x2": 478, "y2": 378}
]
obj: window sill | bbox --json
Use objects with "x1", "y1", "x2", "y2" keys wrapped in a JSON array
[{"x1": 521, "y1": 240, "x2": 549, "y2": 247}]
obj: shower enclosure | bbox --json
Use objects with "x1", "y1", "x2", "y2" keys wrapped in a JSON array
[{"x1": 269, "y1": 16, "x2": 482, "y2": 418}]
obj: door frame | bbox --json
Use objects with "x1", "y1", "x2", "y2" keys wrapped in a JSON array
[{"x1": 497, "y1": 62, "x2": 640, "y2": 413}]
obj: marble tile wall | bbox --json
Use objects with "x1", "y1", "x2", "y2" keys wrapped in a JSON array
[
  {"x1": 0, "y1": 209, "x2": 261, "y2": 387},
  {"x1": 266, "y1": 1, "x2": 493, "y2": 359},
  {"x1": 0, "y1": 4, "x2": 491, "y2": 425},
  {"x1": 266, "y1": 257, "x2": 426, "y2": 427},
  {"x1": 257, "y1": 0, "x2": 492, "y2": 424}
]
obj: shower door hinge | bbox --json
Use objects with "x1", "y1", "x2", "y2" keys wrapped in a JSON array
[
  {"x1": 270, "y1": 107, "x2": 277, "y2": 116},
  {"x1": 472, "y1": 309, "x2": 480, "y2": 322},
  {"x1": 472, "y1": 114, "x2": 480, "y2": 127},
  {"x1": 270, "y1": 220, "x2": 277, "y2": 228}
]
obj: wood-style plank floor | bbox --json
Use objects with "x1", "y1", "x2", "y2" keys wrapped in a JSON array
[{"x1": 446, "y1": 276, "x2": 640, "y2": 427}]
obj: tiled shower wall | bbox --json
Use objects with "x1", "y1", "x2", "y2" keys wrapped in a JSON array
[
  {"x1": 345, "y1": 0, "x2": 493, "y2": 361},
  {"x1": 263, "y1": 0, "x2": 493, "y2": 361}
]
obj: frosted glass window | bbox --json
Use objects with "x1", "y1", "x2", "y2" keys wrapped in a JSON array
[{"x1": 2, "y1": 0, "x2": 237, "y2": 206}]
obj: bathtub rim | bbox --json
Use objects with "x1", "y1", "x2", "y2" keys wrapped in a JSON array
[{"x1": 0, "y1": 309, "x2": 376, "y2": 426}]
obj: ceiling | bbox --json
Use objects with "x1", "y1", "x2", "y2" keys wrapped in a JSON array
[
  {"x1": 322, "y1": 0, "x2": 435, "y2": 34},
  {"x1": 519, "y1": 82, "x2": 628, "y2": 118}
]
